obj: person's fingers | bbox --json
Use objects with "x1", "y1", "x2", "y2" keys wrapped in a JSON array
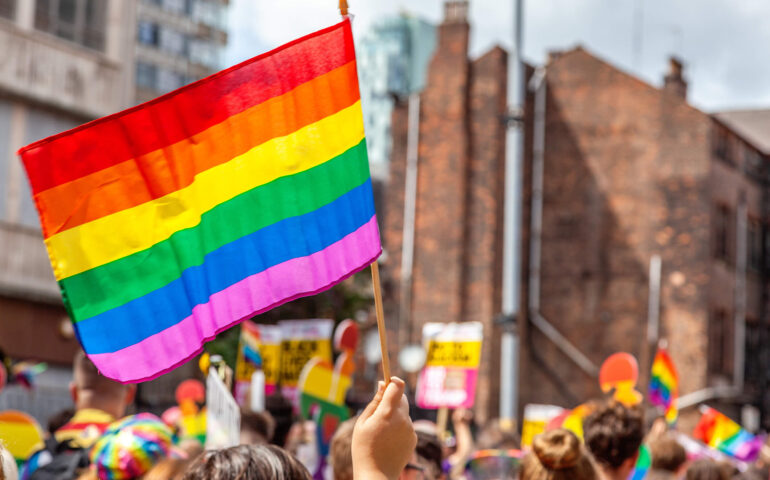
[
  {"x1": 359, "y1": 381, "x2": 386, "y2": 421},
  {"x1": 375, "y1": 377, "x2": 406, "y2": 417}
]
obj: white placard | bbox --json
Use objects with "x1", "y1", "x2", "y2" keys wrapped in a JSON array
[{"x1": 206, "y1": 367, "x2": 241, "y2": 449}]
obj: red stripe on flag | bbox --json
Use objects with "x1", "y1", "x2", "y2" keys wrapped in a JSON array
[{"x1": 20, "y1": 18, "x2": 355, "y2": 194}]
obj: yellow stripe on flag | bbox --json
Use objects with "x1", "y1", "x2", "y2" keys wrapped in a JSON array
[{"x1": 46, "y1": 102, "x2": 365, "y2": 280}]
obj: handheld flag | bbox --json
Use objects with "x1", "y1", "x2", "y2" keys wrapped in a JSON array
[
  {"x1": 18, "y1": 19, "x2": 380, "y2": 383},
  {"x1": 648, "y1": 347, "x2": 678, "y2": 424},
  {"x1": 693, "y1": 407, "x2": 764, "y2": 462}
]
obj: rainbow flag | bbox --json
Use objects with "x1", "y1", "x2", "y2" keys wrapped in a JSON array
[
  {"x1": 648, "y1": 347, "x2": 678, "y2": 424},
  {"x1": 18, "y1": 19, "x2": 380, "y2": 383},
  {"x1": 628, "y1": 444, "x2": 651, "y2": 480},
  {"x1": 693, "y1": 407, "x2": 764, "y2": 462}
]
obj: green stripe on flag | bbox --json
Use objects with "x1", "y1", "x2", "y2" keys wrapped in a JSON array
[{"x1": 61, "y1": 140, "x2": 370, "y2": 321}]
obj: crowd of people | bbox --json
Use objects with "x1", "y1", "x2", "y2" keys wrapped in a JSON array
[{"x1": 0, "y1": 351, "x2": 767, "y2": 480}]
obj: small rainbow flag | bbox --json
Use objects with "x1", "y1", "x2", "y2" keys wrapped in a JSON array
[
  {"x1": 693, "y1": 407, "x2": 764, "y2": 462},
  {"x1": 18, "y1": 19, "x2": 380, "y2": 383},
  {"x1": 648, "y1": 347, "x2": 678, "y2": 424},
  {"x1": 628, "y1": 444, "x2": 651, "y2": 480}
]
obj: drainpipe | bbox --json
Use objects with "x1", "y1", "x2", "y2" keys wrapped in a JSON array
[
  {"x1": 734, "y1": 193, "x2": 747, "y2": 390},
  {"x1": 399, "y1": 93, "x2": 421, "y2": 348},
  {"x1": 526, "y1": 67, "x2": 600, "y2": 379},
  {"x1": 499, "y1": 0, "x2": 524, "y2": 424}
]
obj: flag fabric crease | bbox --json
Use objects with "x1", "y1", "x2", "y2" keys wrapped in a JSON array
[{"x1": 18, "y1": 18, "x2": 380, "y2": 383}]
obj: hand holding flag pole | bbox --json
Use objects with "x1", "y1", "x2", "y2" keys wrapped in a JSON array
[{"x1": 339, "y1": 0, "x2": 348, "y2": 17}]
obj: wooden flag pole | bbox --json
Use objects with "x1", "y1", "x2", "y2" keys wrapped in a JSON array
[
  {"x1": 371, "y1": 260, "x2": 391, "y2": 381},
  {"x1": 339, "y1": 0, "x2": 348, "y2": 16}
]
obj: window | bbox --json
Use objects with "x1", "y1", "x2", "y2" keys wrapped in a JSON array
[
  {"x1": 137, "y1": 21, "x2": 159, "y2": 46},
  {"x1": 744, "y1": 146, "x2": 764, "y2": 179},
  {"x1": 159, "y1": 26, "x2": 185, "y2": 55},
  {"x1": 708, "y1": 309, "x2": 733, "y2": 378},
  {"x1": 136, "y1": 62, "x2": 157, "y2": 90},
  {"x1": 0, "y1": 0, "x2": 15, "y2": 19},
  {"x1": 714, "y1": 127, "x2": 730, "y2": 163},
  {"x1": 162, "y1": 0, "x2": 185, "y2": 13},
  {"x1": 157, "y1": 68, "x2": 184, "y2": 93},
  {"x1": 748, "y1": 219, "x2": 763, "y2": 272},
  {"x1": 744, "y1": 320, "x2": 763, "y2": 389},
  {"x1": 714, "y1": 204, "x2": 732, "y2": 262},
  {"x1": 35, "y1": 0, "x2": 106, "y2": 51}
]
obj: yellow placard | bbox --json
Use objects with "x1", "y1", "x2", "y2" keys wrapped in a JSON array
[
  {"x1": 425, "y1": 340, "x2": 482, "y2": 368},
  {"x1": 280, "y1": 339, "x2": 332, "y2": 388},
  {"x1": 261, "y1": 343, "x2": 282, "y2": 386}
]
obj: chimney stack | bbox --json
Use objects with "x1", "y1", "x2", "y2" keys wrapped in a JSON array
[
  {"x1": 663, "y1": 56, "x2": 687, "y2": 99},
  {"x1": 443, "y1": 1, "x2": 468, "y2": 24}
]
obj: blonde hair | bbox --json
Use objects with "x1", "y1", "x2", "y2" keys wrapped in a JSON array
[
  {"x1": 520, "y1": 429, "x2": 598, "y2": 480},
  {"x1": 0, "y1": 444, "x2": 18, "y2": 480}
]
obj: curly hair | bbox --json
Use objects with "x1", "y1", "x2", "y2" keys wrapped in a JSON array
[{"x1": 582, "y1": 400, "x2": 644, "y2": 470}]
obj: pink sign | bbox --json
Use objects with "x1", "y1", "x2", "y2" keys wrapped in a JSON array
[{"x1": 415, "y1": 322, "x2": 483, "y2": 409}]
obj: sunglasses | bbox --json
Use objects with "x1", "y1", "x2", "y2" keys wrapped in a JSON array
[{"x1": 404, "y1": 463, "x2": 427, "y2": 479}]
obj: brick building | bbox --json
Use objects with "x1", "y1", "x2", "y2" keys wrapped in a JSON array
[{"x1": 383, "y1": 1, "x2": 770, "y2": 425}]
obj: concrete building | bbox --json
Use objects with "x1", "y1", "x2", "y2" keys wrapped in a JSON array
[
  {"x1": 356, "y1": 13, "x2": 435, "y2": 180},
  {"x1": 383, "y1": 0, "x2": 770, "y2": 426},
  {"x1": 134, "y1": 0, "x2": 228, "y2": 103},
  {"x1": 0, "y1": 0, "x2": 137, "y2": 420}
]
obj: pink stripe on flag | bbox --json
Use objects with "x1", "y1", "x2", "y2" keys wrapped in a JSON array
[{"x1": 89, "y1": 215, "x2": 381, "y2": 383}]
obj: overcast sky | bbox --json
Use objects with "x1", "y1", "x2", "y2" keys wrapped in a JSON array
[{"x1": 225, "y1": 0, "x2": 770, "y2": 113}]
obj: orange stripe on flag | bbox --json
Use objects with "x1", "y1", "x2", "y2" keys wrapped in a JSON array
[{"x1": 35, "y1": 61, "x2": 360, "y2": 237}]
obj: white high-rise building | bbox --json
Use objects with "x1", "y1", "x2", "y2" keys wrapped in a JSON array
[{"x1": 357, "y1": 14, "x2": 436, "y2": 180}]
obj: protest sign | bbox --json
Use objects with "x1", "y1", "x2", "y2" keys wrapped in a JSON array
[
  {"x1": 234, "y1": 321, "x2": 262, "y2": 406},
  {"x1": 0, "y1": 410, "x2": 44, "y2": 464},
  {"x1": 256, "y1": 325, "x2": 282, "y2": 395},
  {"x1": 298, "y1": 320, "x2": 359, "y2": 474},
  {"x1": 279, "y1": 319, "x2": 334, "y2": 406},
  {"x1": 206, "y1": 367, "x2": 240, "y2": 449},
  {"x1": 521, "y1": 404, "x2": 565, "y2": 448},
  {"x1": 416, "y1": 322, "x2": 483, "y2": 409}
]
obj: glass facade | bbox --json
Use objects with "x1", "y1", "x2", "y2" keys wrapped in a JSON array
[{"x1": 356, "y1": 15, "x2": 436, "y2": 178}]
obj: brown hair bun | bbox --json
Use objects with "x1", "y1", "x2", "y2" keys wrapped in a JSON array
[{"x1": 532, "y1": 429, "x2": 582, "y2": 470}]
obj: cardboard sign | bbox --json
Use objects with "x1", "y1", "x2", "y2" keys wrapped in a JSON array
[
  {"x1": 599, "y1": 352, "x2": 643, "y2": 406},
  {"x1": 416, "y1": 322, "x2": 483, "y2": 409},
  {"x1": 235, "y1": 321, "x2": 263, "y2": 406},
  {"x1": 0, "y1": 410, "x2": 44, "y2": 463},
  {"x1": 206, "y1": 367, "x2": 241, "y2": 449},
  {"x1": 279, "y1": 320, "x2": 333, "y2": 407},
  {"x1": 521, "y1": 404, "x2": 565, "y2": 448},
  {"x1": 256, "y1": 325, "x2": 282, "y2": 395}
]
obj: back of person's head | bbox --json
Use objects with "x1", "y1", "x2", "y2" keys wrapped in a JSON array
[
  {"x1": 239, "y1": 409, "x2": 276, "y2": 445},
  {"x1": 90, "y1": 413, "x2": 174, "y2": 480},
  {"x1": 686, "y1": 459, "x2": 729, "y2": 480},
  {"x1": 0, "y1": 442, "x2": 19, "y2": 480},
  {"x1": 329, "y1": 418, "x2": 356, "y2": 480},
  {"x1": 520, "y1": 429, "x2": 597, "y2": 480},
  {"x1": 182, "y1": 444, "x2": 311, "y2": 480},
  {"x1": 415, "y1": 431, "x2": 444, "y2": 480},
  {"x1": 142, "y1": 458, "x2": 191, "y2": 480},
  {"x1": 650, "y1": 435, "x2": 687, "y2": 472},
  {"x1": 583, "y1": 399, "x2": 644, "y2": 471},
  {"x1": 476, "y1": 419, "x2": 521, "y2": 450},
  {"x1": 72, "y1": 350, "x2": 135, "y2": 418},
  {"x1": 265, "y1": 393, "x2": 294, "y2": 448}
]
